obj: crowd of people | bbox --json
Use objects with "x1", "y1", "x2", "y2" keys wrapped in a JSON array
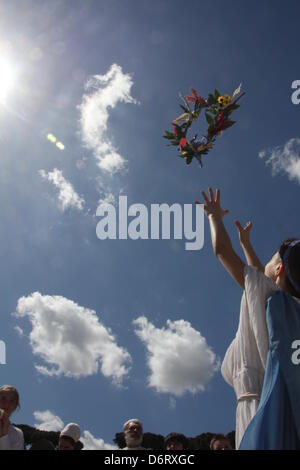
[{"x1": 0, "y1": 386, "x2": 232, "y2": 451}]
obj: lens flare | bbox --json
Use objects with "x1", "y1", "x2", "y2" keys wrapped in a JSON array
[
  {"x1": 47, "y1": 133, "x2": 65, "y2": 150},
  {"x1": 0, "y1": 57, "x2": 17, "y2": 103}
]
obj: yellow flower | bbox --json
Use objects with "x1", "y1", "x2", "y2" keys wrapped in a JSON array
[
  {"x1": 224, "y1": 94, "x2": 231, "y2": 105},
  {"x1": 218, "y1": 96, "x2": 225, "y2": 105}
]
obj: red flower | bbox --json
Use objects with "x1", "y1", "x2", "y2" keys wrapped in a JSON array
[
  {"x1": 208, "y1": 118, "x2": 232, "y2": 138},
  {"x1": 179, "y1": 137, "x2": 187, "y2": 151},
  {"x1": 217, "y1": 112, "x2": 225, "y2": 124},
  {"x1": 185, "y1": 87, "x2": 207, "y2": 106},
  {"x1": 173, "y1": 125, "x2": 178, "y2": 136}
]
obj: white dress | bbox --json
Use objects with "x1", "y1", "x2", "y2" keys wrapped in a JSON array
[
  {"x1": 0, "y1": 424, "x2": 24, "y2": 450},
  {"x1": 221, "y1": 266, "x2": 278, "y2": 449}
]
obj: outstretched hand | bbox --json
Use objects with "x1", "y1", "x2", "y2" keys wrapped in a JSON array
[
  {"x1": 234, "y1": 220, "x2": 252, "y2": 246},
  {"x1": 196, "y1": 188, "x2": 229, "y2": 218}
]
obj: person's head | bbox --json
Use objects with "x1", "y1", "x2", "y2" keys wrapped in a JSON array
[
  {"x1": 210, "y1": 434, "x2": 232, "y2": 450},
  {"x1": 58, "y1": 423, "x2": 80, "y2": 450},
  {"x1": 0, "y1": 385, "x2": 20, "y2": 417},
  {"x1": 123, "y1": 419, "x2": 143, "y2": 448},
  {"x1": 164, "y1": 432, "x2": 187, "y2": 451},
  {"x1": 265, "y1": 239, "x2": 300, "y2": 299}
]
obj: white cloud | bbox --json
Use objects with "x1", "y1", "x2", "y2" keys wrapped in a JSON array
[
  {"x1": 98, "y1": 191, "x2": 116, "y2": 209},
  {"x1": 40, "y1": 168, "x2": 85, "y2": 211},
  {"x1": 14, "y1": 326, "x2": 24, "y2": 337},
  {"x1": 259, "y1": 137, "x2": 300, "y2": 184},
  {"x1": 79, "y1": 63, "x2": 138, "y2": 174},
  {"x1": 133, "y1": 316, "x2": 220, "y2": 397},
  {"x1": 15, "y1": 292, "x2": 131, "y2": 384},
  {"x1": 34, "y1": 410, "x2": 64, "y2": 432},
  {"x1": 32, "y1": 410, "x2": 116, "y2": 450},
  {"x1": 81, "y1": 431, "x2": 118, "y2": 450},
  {"x1": 169, "y1": 397, "x2": 177, "y2": 410}
]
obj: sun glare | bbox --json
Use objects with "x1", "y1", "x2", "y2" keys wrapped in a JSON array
[{"x1": 0, "y1": 57, "x2": 17, "y2": 103}]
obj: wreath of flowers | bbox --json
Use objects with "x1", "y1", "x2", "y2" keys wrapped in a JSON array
[{"x1": 164, "y1": 84, "x2": 245, "y2": 167}]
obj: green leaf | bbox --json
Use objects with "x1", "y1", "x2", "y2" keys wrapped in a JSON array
[
  {"x1": 207, "y1": 93, "x2": 216, "y2": 106},
  {"x1": 222, "y1": 120, "x2": 236, "y2": 130},
  {"x1": 180, "y1": 104, "x2": 190, "y2": 113},
  {"x1": 205, "y1": 112, "x2": 215, "y2": 127},
  {"x1": 164, "y1": 130, "x2": 175, "y2": 138},
  {"x1": 186, "y1": 156, "x2": 193, "y2": 165},
  {"x1": 214, "y1": 89, "x2": 221, "y2": 99}
]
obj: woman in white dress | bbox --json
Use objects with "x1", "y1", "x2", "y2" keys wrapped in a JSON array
[{"x1": 197, "y1": 188, "x2": 300, "y2": 449}]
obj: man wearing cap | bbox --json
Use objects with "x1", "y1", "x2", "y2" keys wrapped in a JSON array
[
  {"x1": 122, "y1": 419, "x2": 149, "y2": 450},
  {"x1": 58, "y1": 423, "x2": 81, "y2": 450}
]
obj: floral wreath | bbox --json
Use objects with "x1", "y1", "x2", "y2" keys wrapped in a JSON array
[{"x1": 164, "y1": 84, "x2": 245, "y2": 167}]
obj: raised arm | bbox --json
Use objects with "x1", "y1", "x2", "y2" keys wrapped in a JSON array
[
  {"x1": 196, "y1": 188, "x2": 245, "y2": 288},
  {"x1": 234, "y1": 220, "x2": 264, "y2": 273}
]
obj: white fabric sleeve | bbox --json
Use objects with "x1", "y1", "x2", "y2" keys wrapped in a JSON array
[
  {"x1": 0, "y1": 427, "x2": 24, "y2": 450},
  {"x1": 0, "y1": 435, "x2": 10, "y2": 450},
  {"x1": 244, "y1": 265, "x2": 278, "y2": 368},
  {"x1": 13, "y1": 429, "x2": 24, "y2": 450}
]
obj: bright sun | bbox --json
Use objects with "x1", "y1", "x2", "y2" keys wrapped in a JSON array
[{"x1": 0, "y1": 57, "x2": 17, "y2": 104}]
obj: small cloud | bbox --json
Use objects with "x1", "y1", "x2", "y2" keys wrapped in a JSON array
[
  {"x1": 15, "y1": 292, "x2": 131, "y2": 384},
  {"x1": 33, "y1": 410, "x2": 117, "y2": 450},
  {"x1": 81, "y1": 431, "x2": 118, "y2": 450},
  {"x1": 34, "y1": 410, "x2": 64, "y2": 432},
  {"x1": 14, "y1": 326, "x2": 24, "y2": 337},
  {"x1": 40, "y1": 168, "x2": 85, "y2": 211},
  {"x1": 98, "y1": 191, "x2": 116, "y2": 209},
  {"x1": 169, "y1": 397, "x2": 176, "y2": 410},
  {"x1": 79, "y1": 63, "x2": 138, "y2": 175},
  {"x1": 259, "y1": 137, "x2": 300, "y2": 185},
  {"x1": 133, "y1": 316, "x2": 220, "y2": 397}
]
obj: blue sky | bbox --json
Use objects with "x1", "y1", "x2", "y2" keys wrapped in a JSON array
[{"x1": 1, "y1": 0, "x2": 300, "y2": 449}]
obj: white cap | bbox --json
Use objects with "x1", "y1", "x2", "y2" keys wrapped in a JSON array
[{"x1": 60, "y1": 423, "x2": 81, "y2": 443}]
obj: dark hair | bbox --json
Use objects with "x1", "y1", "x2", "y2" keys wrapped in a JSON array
[
  {"x1": 279, "y1": 238, "x2": 300, "y2": 299},
  {"x1": 0, "y1": 385, "x2": 20, "y2": 410},
  {"x1": 210, "y1": 434, "x2": 231, "y2": 450},
  {"x1": 164, "y1": 432, "x2": 187, "y2": 449}
]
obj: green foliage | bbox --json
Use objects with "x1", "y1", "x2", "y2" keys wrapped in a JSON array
[
  {"x1": 205, "y1": 112, "x2": 215, "y2": 127},
  {"x1": 207, "y1": 93, "x2": 216, "y2": 106}
]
